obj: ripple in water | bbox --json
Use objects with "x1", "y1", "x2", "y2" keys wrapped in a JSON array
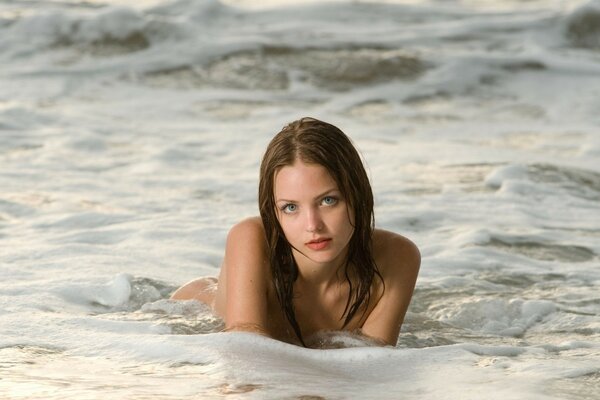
[
  {"x1": 566, "y1": 2, "x2": 600, "y2": 50},
  {"x1": 486, "y1": 238, "x2": 595, "y2": 263},
  {"x1": 140, "y1": 47, "x2": 424, "y2": 91}
]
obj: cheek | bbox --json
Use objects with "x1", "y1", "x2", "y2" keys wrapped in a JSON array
[
  {"x1": 277, "y1": 216, "x2": 297, "y2": 241},
  {"x1": 337, "y1": 204, "x2": 355, "y2": 227},
  {"x1": 329, "y1": 207, "x2": 354, "y2": 238}
]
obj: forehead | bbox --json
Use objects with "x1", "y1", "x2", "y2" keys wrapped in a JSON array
[{"x1": 274, "y1": 161, "x2": 338, "y2": 198}]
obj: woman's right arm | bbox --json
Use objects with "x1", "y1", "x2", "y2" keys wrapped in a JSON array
[{"x1": 220, "y1": 217, "x2": 271, "y2": 336}]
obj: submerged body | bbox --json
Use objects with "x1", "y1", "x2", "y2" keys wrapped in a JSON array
[{"x1": 172, "y1": 159, "x2": 420, "y2": 346}]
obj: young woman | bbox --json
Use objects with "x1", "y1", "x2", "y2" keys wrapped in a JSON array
[{"x1": 171, "y1": 117, "x2": 420, "y2": 347}]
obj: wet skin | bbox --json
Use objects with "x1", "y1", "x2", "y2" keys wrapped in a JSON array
[{"x1": 171, "y1": 160, "x2": 420, "y2": 346}]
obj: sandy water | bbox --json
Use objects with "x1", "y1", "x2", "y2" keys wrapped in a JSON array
[{"x1": 1, "y1": 0, "x2": 600, "y2": 398}]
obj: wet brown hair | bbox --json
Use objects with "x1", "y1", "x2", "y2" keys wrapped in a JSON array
[{"x1": 258, "y1": 117, "x2": 382, "y2": 346}]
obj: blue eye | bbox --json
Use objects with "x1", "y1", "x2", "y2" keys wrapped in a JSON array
[
  {"x1": 322, "y1": 196, "x2": 338, "y2": 206},
  {"x1": 282, "y1": 203, "x2": 297, "y2": 214}
]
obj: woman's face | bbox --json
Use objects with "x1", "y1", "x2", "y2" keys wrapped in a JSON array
[{"x1": 274, "y1": 159, "x2": 354, "y2": 268}]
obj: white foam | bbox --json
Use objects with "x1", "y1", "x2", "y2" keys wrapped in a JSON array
[
  {"x1": 484, "y1": 164, "x2": 528, "y2": 189},
  {"x1": 140, "y1": 298, "x2": 213, "y2": 315},
  {"x1": 434, "y1": 298, "x2": 558, "y2": 337},
  {"x1": 175, "y1": 333, "x2": 557, "y2": 400},
  {"x1": 56, "y1": 273, "x2": 133, "y2": 308}
]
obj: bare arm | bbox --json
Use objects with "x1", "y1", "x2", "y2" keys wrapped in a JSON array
[
  {"x1": 221, "y1": 217, "x2": 271, "y2": 336},
  {"x1": 361, "y1": 232, "x2": 421, "y2": 346}
]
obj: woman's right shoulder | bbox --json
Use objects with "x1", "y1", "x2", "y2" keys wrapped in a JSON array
[
  {"x1": 217, "y1": 216, "x2": 272, "y2": 329},
  {"x1": 226, "y1": 216, "x2": 268, "y2": 255},
  {"x1": 227, "y1": 216, "x2": 266, "y2": 240},
  {"x1": 221, "y1": 216, "x2": 270, "y2": 285}
]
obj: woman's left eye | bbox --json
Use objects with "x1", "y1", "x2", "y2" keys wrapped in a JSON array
[{"x1": 321, "y1": 196, "x2": 338, "y2": 206}]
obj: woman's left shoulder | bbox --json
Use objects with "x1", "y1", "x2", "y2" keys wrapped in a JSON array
[{"x1": 372, "y1": 229, "x2": 421, "y2": 280}]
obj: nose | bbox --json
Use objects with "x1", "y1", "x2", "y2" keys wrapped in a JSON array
[{"x1": 306, "y1": 207, "x2": 323, "y2": 232}]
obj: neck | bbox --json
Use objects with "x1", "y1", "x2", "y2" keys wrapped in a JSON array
[{"x1": 291, "y1": 248, "x2": 348, "y2": 290}]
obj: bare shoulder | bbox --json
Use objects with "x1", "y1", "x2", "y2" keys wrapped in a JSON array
[
  {"x1": 215, "y1": 216, "x2": 270, "y2": 331},
  {"x1": 222, "y1": 217, "x2": 269, "y2": 276},
  {"x1": 360, "y1": 229, "x2": 421, "y2": 344},
  {"x1": 219, "y1": 216, "x2": 269, "y2": 288},
  {"x1": 228, "y1": 216, "x2": 266, "y2": 239},
  {"x1": 231, "y1": 216, "x2": 265, "y2": 234},
  {"x1": 372, "y1": 229, "x2": 421, "y2": 282}
]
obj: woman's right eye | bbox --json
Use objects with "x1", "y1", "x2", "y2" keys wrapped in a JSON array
[{"x1": 281, "y1": 204, "x2": 297, "y2": 214}]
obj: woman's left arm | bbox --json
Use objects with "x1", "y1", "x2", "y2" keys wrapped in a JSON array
[{"x1": 360, "y1": 232, "x2": 421, "y2": 346}]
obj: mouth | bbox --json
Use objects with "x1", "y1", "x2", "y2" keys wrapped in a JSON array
[{"x1": 306, "y1": 238, "x2": 332, "y2": 251}]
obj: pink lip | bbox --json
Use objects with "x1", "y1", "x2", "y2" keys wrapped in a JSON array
[{"x1": 306, "y1": 238, "x2": 331, "y2": 251}]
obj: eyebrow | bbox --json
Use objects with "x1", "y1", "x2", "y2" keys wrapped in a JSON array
[{"x1": 275, "y1": 188, "x2": 340, "y2": 204}]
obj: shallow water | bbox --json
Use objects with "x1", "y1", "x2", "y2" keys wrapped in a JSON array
[{"x1": 1, "y1": 0, "x2": 600, "y2": 399}]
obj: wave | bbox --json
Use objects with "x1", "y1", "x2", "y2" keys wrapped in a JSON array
[
  {"x1": 140, "y1": 47, "x2": 424, "y2": 91},
  {"x1": 565, "y1": 0, "x2": 600, "y2": 49},
  {"x1": 2, "y1": 0, "x2": 600, "y2": 110},
  {"x1": 55, "y1": 273, "x2": 177, "y2": 312},
  {"x1": 485, "y1": 237, "x2": 595, "y2": 263},
  {"x1": 485, "y1": 163, "x2": 600, "y2": 201}
]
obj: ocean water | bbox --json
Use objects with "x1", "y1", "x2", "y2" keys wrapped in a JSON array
[{"x1": 1, "y1": 0, "x2": 600, "y2": 398}]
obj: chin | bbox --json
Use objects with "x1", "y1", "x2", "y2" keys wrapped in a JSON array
[{"x1": 308, "y1": 252, "x2": 342, "y2": 265}]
